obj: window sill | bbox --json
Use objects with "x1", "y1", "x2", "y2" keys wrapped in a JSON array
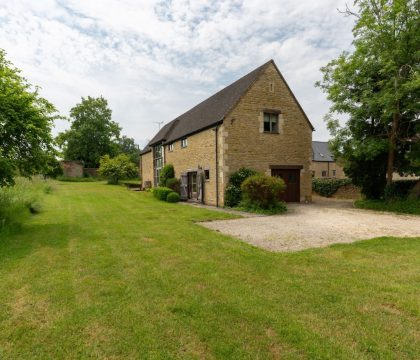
[{"x1": 263, "y1": 131, "x2": 280, "y2": 134}]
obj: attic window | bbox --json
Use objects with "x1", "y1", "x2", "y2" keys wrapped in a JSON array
[
  {"x1": 263, "y1": 112, "x2": 278, "y2": 133},
  {"x1": 269, "y1": 82, "x2": 274, "y2": 92}
]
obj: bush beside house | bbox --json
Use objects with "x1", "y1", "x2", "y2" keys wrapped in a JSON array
[
  {"x1": 240, "y1": 174, "x2": 287, "y2": 214},
  {"x1": 224, "y1": 168, "x2": 258, "y2": 207}
]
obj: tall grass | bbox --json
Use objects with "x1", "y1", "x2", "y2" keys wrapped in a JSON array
[{"x1": 0, "y1": 177, "x2": 53, "y2": 230}]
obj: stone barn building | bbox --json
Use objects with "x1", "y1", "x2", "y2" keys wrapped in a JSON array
[{"x1": 140, "y1": 60, "x2": 314, "y2": 206}]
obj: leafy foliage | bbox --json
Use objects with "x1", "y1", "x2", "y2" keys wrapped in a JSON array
[
  {"x1": 166, "y1": 192, "x2": 180, "y2": 203},
  {"x1": 159, "y1": 164, "x2": 175, "y2": 186},
  {"x1": 166, "y1": 178, "x2": 180, "y2": 193},
  {"x1": 224, "y1": 168, "x2": 258, "y2": 207},
  {"x1": 0, "y1": 49, "x2": 58, "y2": 187},
  {"x1": 152, "y1": 187, "x2": 174, "y2": 201},
  {"x1": 241, "y1": 174, "x2": 286, "y2": 210},
  {"x1": 98, "y1": 154, "x2": 138, "y2": 185},
  {"x1": 384, "y1": 179, "x2": 418, "y2": 199},
  {"x1": 316, "y1": 0, "x2": 419, "y2": 199},
  {"x1": 118, "y1": 136, "x2": 140, "y2": 166},
  {"x1": 312, "y1": 178, "x2": 352, "y2": 198},
  {"x1": 57, "y1": 96, "x2": 121, "y2": 168},
  {"x1": 355, "y1": 198, "x2": 420, "y2": 215}
]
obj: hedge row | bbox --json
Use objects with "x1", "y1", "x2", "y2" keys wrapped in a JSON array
[
  {"x1": 152, "y1": 187, "x2": 180, "y2": 203},
  {"x1": 312, "y1": 178, "x2": 352, "y2": 197}
]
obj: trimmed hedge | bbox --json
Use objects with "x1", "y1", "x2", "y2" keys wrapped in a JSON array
[
  {"x1": 152, "y1": 187, "x2": 174, "y2": 201},
  {"x1": 166, "y1": 192, "x2": 180, "y2": 203},
  {"x1": 312, "y1": 178, "x2": 352, "y2": 197}
]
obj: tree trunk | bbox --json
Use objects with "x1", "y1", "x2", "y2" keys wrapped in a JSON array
[{"x1": 386, "y1": 104, "x2": 400, "y2": 186}]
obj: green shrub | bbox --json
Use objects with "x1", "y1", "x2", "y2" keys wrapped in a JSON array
[
  {"x1": 355, "y1": 198, "x2": 420, "y2": 215},
  {"x1": 312, "y1": 178, "x2": 352, "y2": 197},
  {"x1": 166, "y1": 192, "x2": 180, "y2": 203},
  {"x1": 166, "y1": 178, "x2": 180, "y2": 193},
  {"x1": 384, "y1": 180, "x2": 418, "y2": 200},
  {"x1": 152, "y1": 187, "x2": 173, "y2": 201},
  {"x1": 159, "y1": 164, "x2": 175, "y2": 186},
  {"x1": 98, "y1": 154, "x2": 138, "y2": 184},
  {"x1": 241, "y1": 174, "x2": 286, "y2": 209},
  {"x1": 224, "y1": 168, "x2": 258, "y2": 207}
]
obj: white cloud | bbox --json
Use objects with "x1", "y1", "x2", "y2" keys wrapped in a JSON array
[{"x1": 0, "y1": 0, "x2": 355, "y2": 146}]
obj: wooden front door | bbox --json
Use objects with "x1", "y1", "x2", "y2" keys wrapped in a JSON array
[
  {"x1": 271, "y1": 168, "x2": 300, "y2": 202},
  {"x1": 188, "y1": 172, "x2": 198, "y2": 200}
]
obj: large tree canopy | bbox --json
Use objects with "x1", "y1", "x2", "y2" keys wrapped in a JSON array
[
  {"x1": 118, "y1": 135, "x2": 140, "y2": 166},
  {"x1": 316, "y1": 0, "x2": 419, "y2": 198},
  {"x1": 57, "y1": 96, "x2": 121, "y2": 168},
  {"x1": 0, "y1": 49, "x2": 58, "y2": 187}
]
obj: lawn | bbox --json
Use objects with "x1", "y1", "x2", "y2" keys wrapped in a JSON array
[{"x1": 0, "y1": 182, "x2": 419, "y2": 359}]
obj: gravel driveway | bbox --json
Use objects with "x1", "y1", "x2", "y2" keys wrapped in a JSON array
[{"x1": 200, "y1": 198, "x2": 420, "y2": 252}]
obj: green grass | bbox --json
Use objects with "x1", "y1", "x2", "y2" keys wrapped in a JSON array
[
  {"x1": 355, "y1": 198, "x2": 420, "y2": 215},
  {"x1": 0, "y1": 182, "x2": 419, "y2": 359}
]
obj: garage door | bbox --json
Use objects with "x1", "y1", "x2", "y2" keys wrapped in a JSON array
[{"x1": 271, "y1": 168, "x2": 300, "y2": 202}]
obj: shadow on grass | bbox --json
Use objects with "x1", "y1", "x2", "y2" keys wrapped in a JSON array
[{"x1": 0, "y1": 223, "x2": 75, "y2": 265}]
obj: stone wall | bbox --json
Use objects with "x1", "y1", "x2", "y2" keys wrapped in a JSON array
[
  {"x1": 61, "y1": 160, "x2": 84, "y2": 178},
  {"x1": 140, "y1": 151, "x2": 153, "y2": 188},
  {"x1": 311, "y1": 161, "x2": 346, "y2": 179},
  {"x1": 222, "y1": 62, "x2": 313, "y2": 202}
]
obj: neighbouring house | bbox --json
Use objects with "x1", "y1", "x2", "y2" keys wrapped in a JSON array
[
  {"x1": 140, "y1": 60, "x2": 314, "y2": 205},
  {"x1": 60, "y1": 160, "x2": 84, "y2": 178},
  {"x1": 311, "y1": 141, "x2": 346, "y2": 179}
]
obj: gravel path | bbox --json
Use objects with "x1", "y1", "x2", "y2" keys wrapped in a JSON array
[{"x1": 200, "y1": 199, "x2": 420, "y2": 252}]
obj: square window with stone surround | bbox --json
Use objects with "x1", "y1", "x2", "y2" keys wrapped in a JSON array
[{"x1": 263, "y1": 112, "x2": 279, "y2": 133}]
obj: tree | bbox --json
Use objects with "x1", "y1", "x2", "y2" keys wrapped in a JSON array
[
  {"x1": 316, "y1": 0, "x2": 419, "y2": 198},
  {"x1": 57, "y1": 96, "x2": 121, "y2": 168},
  {"x1": 0, "y1": 49, "x2": 58, "y2": 187},
  {"x1": 98, "y1": 154, "x2": 138, "y2": 184},
  {"x1": 118, "y1": 135, "x2": 140, "y2": 166}
]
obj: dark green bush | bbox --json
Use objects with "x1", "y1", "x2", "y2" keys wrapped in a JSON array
[
  {"x1": 152, "y1": 187, "x2": 173, "y2": 201},
  {"x1": 384, "y1": 180, "x2": 418, "y2": 199},
  {"x1": 224, "y1": 168, "x2": 258, "y2": 207},
  {"x1": 355, "y1": 198, "x2": 420, "y2": 215},
  {"x1": 241, "y1": 174, "x2": 286, "y2": 209},
  {"x1": 312, "y1": 178, "x2": 352, "y2": 197},
  {"x1": 159, "y1": 164, "x2": 175, "y2": 186},
  {"x1": 166, "y1": 178, "x2": 180, "y2": 193},
  {"x1": 166, "y1": 192, "x2": 180, "y2": 203}
]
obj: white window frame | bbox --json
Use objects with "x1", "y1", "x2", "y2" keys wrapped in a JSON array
[
  {"x1": 181, "y1": 138, "x2": 188, "y2": 148},
  {"x1": 168, "y1": 143, "x2": 174, "y2": 152}
]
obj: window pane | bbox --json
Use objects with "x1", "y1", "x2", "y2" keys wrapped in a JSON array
[{"x1": 264, "y1": 119, "x2": 271, "y2": 132}]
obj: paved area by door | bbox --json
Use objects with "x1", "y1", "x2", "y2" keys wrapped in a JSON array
[{"x1": 200, "y1": 199, "x2": 420, "y2": 252}]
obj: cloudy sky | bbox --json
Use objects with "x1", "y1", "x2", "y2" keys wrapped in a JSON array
[{"x1": 0, "y1": 0, "x2": 355, "y2": 147}]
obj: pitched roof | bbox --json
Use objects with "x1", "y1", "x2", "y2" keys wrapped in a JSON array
[
  {"x1": 143, "y1": 59, "x2": 314, "y2": 151},
  {"x1": 312, "y1": 141, "x2": 334, "y2": 162}
]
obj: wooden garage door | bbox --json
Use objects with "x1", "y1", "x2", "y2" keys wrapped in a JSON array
[{"x1": 271, "y1": 169, "x2": 300, "y2": 202}]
